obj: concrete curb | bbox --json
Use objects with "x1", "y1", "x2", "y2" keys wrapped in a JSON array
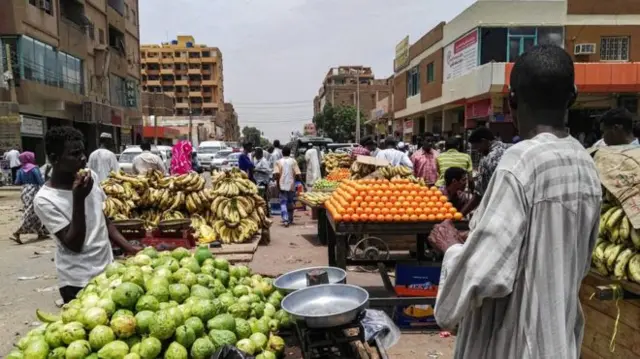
[{"x1": 0, "y1": 186, "x2": 21, "y2": 192}]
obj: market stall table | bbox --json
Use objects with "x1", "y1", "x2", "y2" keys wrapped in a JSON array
[
  {"x1": 298, "y1": 196, "x2": 328, "y2": 245},
  {"x1": 324, "y1": 211, "x2": 468, "y2": 309}
]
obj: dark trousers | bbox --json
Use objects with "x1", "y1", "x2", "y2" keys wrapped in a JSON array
[
  {"x1": 10, "y1": 166, "x2": 20, "y2": 184},
  {"x1": 60, "y1": 286, "x2": 83, "y2": 304}
]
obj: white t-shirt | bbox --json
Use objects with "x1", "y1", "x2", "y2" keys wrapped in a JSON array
[
  {"x1": 5, "y1": 149, "x2": 21, "y2": 167},
  {"x1": 34, "y1": 171, "x2": 113, "y2": 288}
]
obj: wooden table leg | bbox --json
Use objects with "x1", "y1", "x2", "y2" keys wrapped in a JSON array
[
  {"x1": 317, "y1": 207, "x2": 327, "y2": 245},
  {"x1": 336, "y1": 234, "x2": 348, "y2": 270},
  {"x1": 327, "y1": 217, "x2": 337, "y2": 267},
  {"x1": 416, "y1": 233, "x2": 427, "y2": 261}
]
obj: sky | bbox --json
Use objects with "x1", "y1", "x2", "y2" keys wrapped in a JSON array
[{"x1": 139, "y1": 0, "x2": 476, "y2": 142}]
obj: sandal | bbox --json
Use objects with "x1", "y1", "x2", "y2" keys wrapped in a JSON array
[{"x1": 10, "y1": 233, "x2": 22, "y2": 244}]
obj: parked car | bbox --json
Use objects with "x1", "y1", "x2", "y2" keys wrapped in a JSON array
[
  {"x1": 197, "y1": 141, "x2": 228, "y2": 170},
  {"x1": 220, "y1": 152, "x2": 241, "y2": 171},
  {"x1": 118, "y1": 145, "x2": 169, "y2": 174},
  {"x1": 209, "y1": 150, "x2": 233, "y2": 170}
]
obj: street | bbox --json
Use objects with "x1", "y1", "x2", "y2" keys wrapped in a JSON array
[{"x1": 0, "y1": 190, "x2": 454, "y2": 358}]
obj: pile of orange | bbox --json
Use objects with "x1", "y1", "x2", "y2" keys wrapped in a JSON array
[
  {"x1": 326, "y1": 168, "x2": 350, "y2": 181},
  {"x1": 325, "y1": 178, "x2": 463, "y2": 223}
]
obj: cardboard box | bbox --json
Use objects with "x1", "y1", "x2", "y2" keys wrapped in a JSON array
[{"x1": 393, "y1": 262, "x2": 442, "y2": 329}]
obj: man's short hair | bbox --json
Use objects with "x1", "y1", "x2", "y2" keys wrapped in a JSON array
[
  {"x1": 601, "y1": 107, "x2": 634, "y2": 132},
  {"x1": 254, "y1": 148, "x2": 263, "y2": 157},
  {"x1": 45, "y1": 126, "x2": 84, "y2": 157},
  {"x1": 384, "y1": 136, "x2": 396, "y2": 148},
  {"x1": 444, "y1": 137, "x2": 459, "y2": 150},
  {"x1": 282, "y1": 146, "x2": 291, "y2": 156},
  {"x1": 243, "y1": 142, "x2": 253, "y2": 150},
  {"x1": 140, "y1": 141, "x2": 151, "y2": 151},
  {"x1": 510, "y1": 45, "x2": 575, "y2": 113},
  {"x1": 468, "y1": 127, "x2": 495, "y2": 144},
  {"x1": 360, "y1": 136, "x2": 374, "y2": 146},
  {"x1": 273, "y1": 140, "x2": 281, "y2": 148},
  {"x1": 444, "y1": 167, "x2": 467, "y2": 186}
]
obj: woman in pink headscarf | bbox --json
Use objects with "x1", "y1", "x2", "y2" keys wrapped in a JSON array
[
  {"x1": 12, "y1": 151, "x2": 48, "y2": 243},
  {"x1": 170, "y1": 140, "x2": 193, "y2": 175}
]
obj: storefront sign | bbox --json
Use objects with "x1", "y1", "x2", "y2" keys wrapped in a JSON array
[
  {"x1": 444, "y1": 29, "x2": 479, "y2": 82},
  {"x1": 465, "y1": 99, "x2": 492, "y2": 120},
  {"x1": 394, "y1": 120, "x2": 403, "y2": 133},
  {"x1": 394, "y1": 36, "x2": 410, "y2": 72},
  {"x1": 20, "y1": 115, "x2": 44, "y2": 137},
  {"x1": 403, "y1": 119, "x2": 413, "y2": 134},
  {"x1": 125, "y1": 80, "x2": 138, "y2": 108},
  {"x1": 376, "y1": 123, "x2": 387, "y2": 135}
]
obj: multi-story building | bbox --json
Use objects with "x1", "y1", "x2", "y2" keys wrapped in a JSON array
[
  {"x1": 0, "y1": 0, "x2": 143, "y2": 161},
  {"x1": 140, "y1": 36, "x2": 223, "y2": 118},
  {"x1": 392, "y1": 0, "x2": 640, "y2": 144},
  {"x1": 313, "y1": 66, "x2": 392, "y2": 135},
  {"x1": 222, "y1": 102, "x2": 239, "y2": 142}
]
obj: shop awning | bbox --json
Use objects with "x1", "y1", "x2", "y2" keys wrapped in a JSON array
[
  {"x1": 143, "y1": 126, "x2": 181, "y2": 139},
  {"x1": 505, "y1": 62, "x2": 640, "y2": 93}
]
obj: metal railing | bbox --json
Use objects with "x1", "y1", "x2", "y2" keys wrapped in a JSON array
[{"x1": 20, "y1": 58, "x2": 83, "y2": 94}]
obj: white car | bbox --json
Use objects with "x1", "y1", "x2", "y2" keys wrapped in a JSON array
[
  {"x1": 198, "y1": 141, "x2": 229, "y2": 170},
  {"x1": 220, "y1": 152, "x2": 241, "y2": 171},
  {"x1": 118, "y1": 145, "x2": 170, "y2": 174},
  {"x1": 209, "y1": 150, "x2": 233, "y2": 170}
]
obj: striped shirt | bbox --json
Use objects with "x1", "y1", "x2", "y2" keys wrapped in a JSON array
[
  {"x1": 435, "y1": 133, "x2": 601, "y2": 359},
  {"x1": 435, "y1": 149, "x2": 473, "y2": 186}
]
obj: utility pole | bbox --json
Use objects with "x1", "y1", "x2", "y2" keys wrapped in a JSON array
[
  {"x1": 188, "y1": 107, "x2": 193, "y2": 143},
  {"x1": 355, "y1": 70, "x2": 361, "y2": 144}
]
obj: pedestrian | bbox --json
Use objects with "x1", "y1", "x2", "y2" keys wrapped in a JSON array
[
  {"x1": 41, "y1": 157, "x2": 53, "y2": 182},
  {"x1": 434, "y1": 137, "x2": 473, "y2": 187},
  {"x1": 132, "y1": 141, "x2": 166, "y2": 175},
  {"x1": 238, "y1": 142, "x2": 255, "y2": 180},
  {"x1": 411, "y1": 133, "x2": 439, "y2": 186},
  {"x1": 593, "y1": 107, "x2": 639, "y2": 147},
  {"x1": 34, "y1": 126, "x2": 140, "y2": 304},
  {"x1": 273, "y1": 146, "x2": 301, "y2": 227},
  {"x1": 4, "y1": 145, "x2": 21, "y2": 183},
  {"x1": 253, "y1": 148, "x2": 272, "y2": 185},
  {"x1": 87, "y1": 133, "x2": 119, "y2": 183},
  {"x1": 397, "y1": 141, "x2": 407, "y2": 152},
  {"x1": 439, "y1": 167, "x2": 473, "y2": 212},
  {"x1": 271, "y1": 140, "x2": 283, "y2": 164},
  {"x1": 11, "y1": 151, "x2": 48, "y2": 244},
  {"x1": 460, "y1": 126, "x2": 509, "y2": 216},
  {"x1": 375, "y1": 136, "x2": 413, "y2": 168},
  {"x1": 304, "y1": 143, "x2": 321, "y2": 188},
  {"x1": 432, "y1": 45, "x2": 602, "y2": 358},
  {"x1": 351, "y1": 136, "x2": 375, "y2": 158},
  {"x1": 170, "y1": 139, "x2": 193, "y2": 175}
]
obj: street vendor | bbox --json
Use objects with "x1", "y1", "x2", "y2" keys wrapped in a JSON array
[
  {"x1": 351, "y1": 136, "x2": 376, "y2": 158},
  {"x1": 304, "y1": 143, "x2": 321, "y2": 188},
  {"x1": 432, "y1": 45, "x2": 602, "y2": 358},
  {"x1": 440, "y1": 167, "x2": 473, "y2": 213},
  {"x1": 34, "y1": 126, "x2": 140, "y2": 304}
]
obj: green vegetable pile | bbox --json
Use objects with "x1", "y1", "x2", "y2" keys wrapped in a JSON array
[{"x1": 8, "y1": 246, "x2": 291, "y2": 359}]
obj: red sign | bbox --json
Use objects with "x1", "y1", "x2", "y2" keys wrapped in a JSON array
[
  {"x1": 394, "y1": 120, "x2": 403, "y2": 132},
  {"x1": 464, "y1": 99, "x2": 492, "y2": 120}
]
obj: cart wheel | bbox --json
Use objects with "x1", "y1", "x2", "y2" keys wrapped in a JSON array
[{"x1": 350, "y1": 236, "x2": 390, "y2": 273}]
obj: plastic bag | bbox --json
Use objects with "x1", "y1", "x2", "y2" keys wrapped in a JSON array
[
  {"x1": 361, "y1": 309, "x2": 400, "y2": 349},
  {"x1": 209, "y1": 345, "x2": 254, "y2": 359}
]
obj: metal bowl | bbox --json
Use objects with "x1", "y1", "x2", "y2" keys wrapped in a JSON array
[
  {"x1": 281, "y1": 284, "x2": 369, "y2": 328},
  {"x1": 274, "y1": 266, "x2": 347, "y2": 294}
]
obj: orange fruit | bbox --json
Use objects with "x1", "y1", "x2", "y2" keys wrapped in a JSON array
[
  {"x1": 434, "y1": 190, "x2": 443, "y2": 196},
  {"x1": 418, "y1": 214, "x2": 428, "y2": 221},
  {"x1": 443, "y1": 202, "x2": 453, "y2": 208},
  {"x1": 439, "y1": 207, "x2": 448, "y2": 214},
  {"x1": 410, "y1": 214, "x2": 419, "y2": 222},
  {"x1": 430, "y1": 186, "x2": 438, "y2": 191},
  {"x1": 390, "y1": 208, "x2": 398, "y2": 215},
  {"x1": 356, "y1": 207, "x2": 364, "y2": 214},
  {"x1": 414, "y1": 207, "x2": 423, "y2": 215},
  {"x1": 361, "y1": 201, "x2": 369, "y2": 208},
  {"x1": 397, "y1": 208, "x2": 406, "y2": 215},
  {"x1": 373, "y1": 208, "x2": 381, "y2": 214},
  {"x1": 397, "y1": 196, "x2": 406, "y2": 202},
  {"x1": 393, "y1": 214, "x2": 402, "y2": 222},
  {"x1": 346, "y1": 207, "x2": 354, "y2": 214},
  {"x1": 401, "y1": 214, "x2": 410, "y2": 221},
  {"x1": 426, "y1": 190, "x2": 434, "y2": 197},
  {"x1": 444, "y1": 213, "x2": 453, "y2": 220},
  {"x1": 406, "y1": 208, "x2": 415, "y2": 215},
  {"x1": 453, "y1": 212, "x2": 463, "y2": 220},
  {"x1": 376, "y1": 214, "x2": 385, "y2": 222},
  {"x1": 342, "y1": 214, "x2": 352, "y2": 222},
  {"x1": 427, "y1": 214, "x2": 436, "y2": 221},
  {"x1": 385, "y1": 214, "x2": 393, "y2": 222},
  {"x1": 334, "y1": 213, "x2": 343, "y2": 222},
  {"x1": 364, "y1": 196, "x2": 372, "y2": 202},
  {"x1": 427, "y1": 201, "x2": 436, "y2": 208},
  {"x1": 376, "y1": 202, "x2": 385, "y2": 208},
  {"x1": 406, "y1": 195, "x2": 414, "y2": 201},
  {"x1": 435, "y1": 213, "x2": 445, "y2": 221},
  {"x1": 351, "y1": 214, "x2": 360, "y2": 222},
  {"x1": 449, "y1": 207, "x2": 457, "y2": 214},
  {"x1": 410, "y1": 201, "x2": 419, "y2": 207},
  {"x1": 440, "y1": 196, "x2": 448, "y2": 203},
  {"x1": 369, "y1": 214, "x2": 378, "y2": 221},
  {"x1": 381, "y1": 196, "x2": 389, "y2": 202},
  {"x1": 430, "y1": 196, "x2": 439, "y2": 201},
  {"x1": 364, "y1": 207, "x2": 372, "y2": 214},
  {"x1": 381, "y1": 207, "x2": 390, "y2": 215}
]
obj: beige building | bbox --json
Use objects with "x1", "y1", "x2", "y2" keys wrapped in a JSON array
[
  {"x1": 140, "y1": 35, "x2": 223, "y2": 117},
  {"x1": 0, "y1": 0, "x2": 143, "y2": 160}
]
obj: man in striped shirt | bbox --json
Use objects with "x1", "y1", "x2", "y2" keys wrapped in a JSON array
[
  {"x1": 433, "y1": 45, "x2": 601, "y2": 359},
  {"x1": 435, "y1": 137, "x2": 473, "y2": 187}
]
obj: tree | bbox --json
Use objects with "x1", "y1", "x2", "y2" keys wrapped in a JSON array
[
  {"x1": 241, "y1": 126, "x2": 262, "y2": 147},
  {"x1": 312, "y1": 103, "x2": 366, "y2": 142}
]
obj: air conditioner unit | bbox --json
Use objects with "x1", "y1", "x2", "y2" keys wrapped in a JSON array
[{"x1": 574, "y1": 43, "x2": 596, "y2": 55}]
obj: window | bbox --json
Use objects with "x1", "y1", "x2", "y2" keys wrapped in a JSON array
[
  {"x1": 98, "y1": 29, "x2": 105, "y2": 45},
  {"x1": 131, "y1": 10, "x2": 137, "y2": 25},
  {"x1": 407, "y1": 66, "x2": 420, "y2": 97},
  {"x1": 426, "y1": 62, "x2": 435, "y2": 83},
  {"x1": 110, "y1": 74, "x2": 126, "y2": 107},
  {"x1": 124, "y1": 4, "x2": 129, "y2": 19},
  {"x1": 107, "y1": 0, "x2": 125, "y2": 15},
  {"x1": 19, "y1": 36, "x2": 83, "y2": 94},
  {"x1": 28, "y1": 0, "x2": 52, "y2": 15},
  {"x1": 88, "y1": 23, "x2": 95, "y2": 40},
  {"x1": 537, "y1": 27, "x2": 564, "y2": 47},
  {"x1": 601, "y1": 37, "x2": 630, "y2": 61},
  {"x1": 507, "y1": 28, "x2": 537, "y2": 62}
]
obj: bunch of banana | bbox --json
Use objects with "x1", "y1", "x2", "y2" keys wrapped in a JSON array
[
  {"x1": 107, "y1": 170, "x2": 149, "y2": 191},
  {"x1": 599, "y1": 204, "x2": 640, "y2": 248},
  {"x1": 140, "y1": 210, "x2": 162, "y2": 230},
  {"x1": 323, "y1": 153, "x2": 352, "y2": 173},
  {"x1": 349, "y1": 162, "x2": 376, "y2": 180},
  {"x1": 211, "y1": 176, "x2": 258, "y2": 197},
  {"x1": 197, "y1": 224, "x2": 217, "y2": 244},
  {"x1": 161, "y1": 210, "x2": 185, "y2": 221},
  {"x1": 300, "y1": 192, "x2": 332, "y2": 206},
  {"x1": 211, "y1": 218, "x2": 259, "y2": 244},
  {"x1": 174, "y1": 172, "x2": 206, "y2": 192},
  {"x1": 190, "y1": 214, "x2": 207, "y2": 230},
  {"x1": 378, "y1": 165, "x2": 413, "y2": 179},
  {"x1": 592, "y1": 239, "x2": 640, "y2": 282},
  {"x1": 103, "y1": 197, "x2": 133, "y2": 218}
]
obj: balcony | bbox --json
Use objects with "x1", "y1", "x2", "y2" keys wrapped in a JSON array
[
  {"x1": 188, "y1": 68, "x2": 201, "y2": 75},
  {"x1": 188, "y1": 57, "x2": 201, "y2": 63},
  {"x1": 174, "y1": 56, "x2": 187, "y2": 63},
  {"x1": 58, "y1": 18, "x2": 87, "y2": 56},
  {"x1": 161, "y1": 57, "x2": 174, "y2": 64},
  {"x1": 190, "y1": 81, "x2": 202, "y2": 87},
  {"x1": 161, "y1": 80, "x2": 174, "y2": 86},
  {"x1": 190, "y1": 102, "x2": 203, "y2": 108},
  {"x1": 175, "y1": 102, "x2": 189, "y2": 108},
  {"x1": 175, "y1": 91, "x2": 189, "y2": 97},
  {"x1": 175, "y1": 79, "x2": 188, "y2": 86},
  {"x1": 145, "y1": 57, "x2": 160, "y2": 63},
  {"x1": 189, "y1": 91, "x2": 202, "y2": 97},
  {"x1": 201, "y1": 69, "x2": 212, "y2": 75},
  {"x1": 202, "y1": 92, "x2": 213, "y2": 98},
  {"x1": 203, "y1": 102, "x2": 218, "y2": 108},
  {"x1": 202, "y1": 79, "x2": 216, "y2": 86},
  {"x1": 146, "y1": 80, "x2": 161, "y2": 86},
  {"x1": 145, "y1": 69, "x2": 160, "y2": 76},
  {"x1": 160, "y1": 68, "x2": 174, "y2": 75},
  {"x1": 174, "y1": 69, "x2": 187, "y2": 76}
]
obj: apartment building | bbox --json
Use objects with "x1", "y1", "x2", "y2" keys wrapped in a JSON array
[
  {"x1": 313, "y1": 66, "x2": 392, "y2": 135},
  {"x1": 392, "y1": 0, "x2": 640, "y2": 143},
  {"x1": 0, "y1": 0, "x2": 142, "y2": 161},
  {"x1": 140, "y1": 36, "x2": 223, "y2": 118}
]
